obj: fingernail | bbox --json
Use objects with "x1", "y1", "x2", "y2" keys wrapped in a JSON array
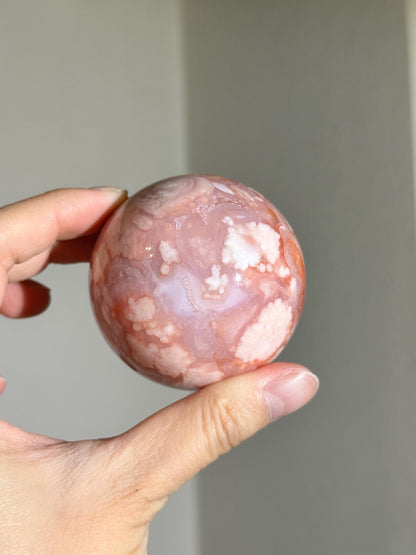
[
  {"x1": 89, "y1": 186, "x2": 127, "y2": 196},
  {"x1": 264, "y1": 370, "x2": 319, "y2": 421}
]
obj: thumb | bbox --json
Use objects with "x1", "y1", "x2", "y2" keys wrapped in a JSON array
[{"x1": 111, "y1": 363, "x2": 318, "y2": 504}]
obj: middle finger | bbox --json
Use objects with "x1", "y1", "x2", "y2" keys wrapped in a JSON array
[{"x1": 7, "y1": 235, "x2": 98, "y2": 282}]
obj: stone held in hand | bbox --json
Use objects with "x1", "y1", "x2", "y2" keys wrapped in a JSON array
[{"x1": 89, "y1": 175, "x2": 305, "y2": 389}]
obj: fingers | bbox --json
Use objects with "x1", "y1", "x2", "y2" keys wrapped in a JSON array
[
  {"x1": 49, "y1": 234, "x2": 99, "y2": 264},
  {"x1": 110, "y1": 363, "x2": 319, "y2": 505},
  {"x1": 7, "y1": 234, "x2": 99, "y2": 282},
  {"x1": 0, "y1": 188, "x2": 127, "y2": 312},
  {"x1": 4, "y1": 234, "x2": 99, "y2": 314},
  {"x1": 0, "y1": 188, "x2": 127, "y2": 273},
  {"x1": 0, "y1": 280, "x2": 51, "y2": 318}
]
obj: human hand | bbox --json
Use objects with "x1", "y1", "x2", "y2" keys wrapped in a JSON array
[{"x1": 0, "y1": 188, "x2": 319, "y2": 554}]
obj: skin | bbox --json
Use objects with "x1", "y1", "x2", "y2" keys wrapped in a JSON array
[{"x1": 0, "y1": 188, "x2": 319, "y2": 554}]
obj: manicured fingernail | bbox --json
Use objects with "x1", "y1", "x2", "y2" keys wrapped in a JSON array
[{"x1": 264, "y1": 370, "x2": 319, "y2": 421}]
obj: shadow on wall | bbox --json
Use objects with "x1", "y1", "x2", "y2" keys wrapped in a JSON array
[{"x1": 182, "y1": 1, "x2": 416, "y2": 554}]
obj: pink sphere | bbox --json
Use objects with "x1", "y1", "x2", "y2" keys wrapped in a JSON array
[{"x1": 89, "y1": 175, "x2": 305, "y2": 389}]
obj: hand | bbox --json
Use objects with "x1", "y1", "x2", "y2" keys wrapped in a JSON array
[{"x1": 0, "y1": 188, "x2": 319, "y2": 554}]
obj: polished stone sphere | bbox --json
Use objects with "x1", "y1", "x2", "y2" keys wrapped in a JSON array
[{"x1": 89, "y1": 175, "x2": 305, "y2": 389}]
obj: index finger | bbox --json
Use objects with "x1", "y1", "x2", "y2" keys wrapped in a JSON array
[{"x1": 0, "y1": 187, "x2": 127, "y2": 272}]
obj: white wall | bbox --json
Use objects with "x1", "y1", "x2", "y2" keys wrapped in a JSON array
[
  {"x1": 183, "y1": 1, "x2": 416, "y2": 554},
  {"x1": 0, "y1": 2, "x2": 196, "y2": 554}
]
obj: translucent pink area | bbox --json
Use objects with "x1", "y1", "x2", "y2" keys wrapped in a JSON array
[{"x1": 90, "y1": 175, "x2": 305, "y2": 389}]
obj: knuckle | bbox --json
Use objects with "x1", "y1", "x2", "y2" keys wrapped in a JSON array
[{"x1": 201, "y1": 393, "x2": 244, "y2": 456}]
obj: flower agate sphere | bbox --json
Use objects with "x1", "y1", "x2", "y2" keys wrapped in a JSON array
[{"x1": 89, "y1": 175, "x2": 305, "y2": 389}]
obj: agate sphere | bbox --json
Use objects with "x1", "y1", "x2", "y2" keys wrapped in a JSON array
[{"x1": 89, "y1": 175, "x2": 305, "y2": 389}]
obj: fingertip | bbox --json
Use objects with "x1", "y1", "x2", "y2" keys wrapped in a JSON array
[
  {"x1": 0, "y1": 280, "x2": 51, "y2": 318},
  {"x1": 263, "y1": 367, "x2": 319, "y2": 421},
  {"x1": 89, "y1": 186, "x2": 127, "y2": 195},
  {"x1": 87, "y1": 186, "x2": 128, "y2": 207},
  {"x1": 0, "y1": 188, "x2": 129, "y2": 270},
  {"x1": 111, "y1": 363, "x2": 319, "y2": 502},
  {"x1": 69, "y1": 187, "x2": 128, "y2": 234}
]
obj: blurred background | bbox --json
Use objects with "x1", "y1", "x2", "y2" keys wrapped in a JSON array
[{"x1": 1, "y1": 1, "x2": 415, "y2": 554}]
